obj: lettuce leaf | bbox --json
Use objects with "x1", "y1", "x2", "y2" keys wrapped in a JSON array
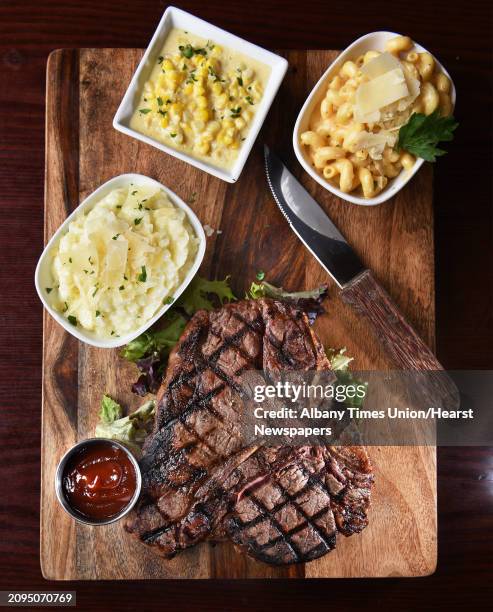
[
  {"x1": 248, "y1": 280, "x2": 328, "y2": 324},
  {"x1": 178, "y1": 276, "x2": 236, "y2": 315},
  {"x1": 95, "y1": 398, "x2": 156, "y2": 456},
  {"x1": 326, "y1": 347, "x2": 367, "y2": 409},
  {"x1": 99, "y1": 394, "x2": 123, "y2": 424}
]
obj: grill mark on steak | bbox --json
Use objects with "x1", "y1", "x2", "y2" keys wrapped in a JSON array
[{"x1": 125, "y1": 299, "x2": 374, "y2": 565}]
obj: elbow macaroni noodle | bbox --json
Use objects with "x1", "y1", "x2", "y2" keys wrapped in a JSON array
[{"x1": 300, "y1": 36, "x2": 453, "y2": 198}]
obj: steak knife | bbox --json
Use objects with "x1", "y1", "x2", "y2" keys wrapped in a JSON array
[{"x1": 264, "y1": 145, "x2": 444, "y2": 372}]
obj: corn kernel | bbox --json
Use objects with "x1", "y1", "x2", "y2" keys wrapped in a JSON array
[
  {"x1": 216, "y1": 93, "x2": 228, "y2": 109},
  {"x1": 231, "y1": 140, "x2": 240, "y2": 149},
  {"x1": 196, "y1": 95, "x2": 208, "y2": 109},
  {"x1": 207, "y1": 121, "x2": 221, "y2": 134},
  {"x1": 212, "y1": 82, "x2": 223, "y2": 95},
  {"x1": 169, "y1": 103, "x2": 183, "y2": 119},
  {"x1": 183, "y1": 83, "x2": 193, "y2": 95},
  {"x1": 196, "y1": 141, "x2": 210, "y2": 155},
  {"x1": 234, "y1": 117, "x2": 246, "y2": 130},
  {"x1": 160, "y1": 116, "x2": 169, "y2": 128},
  {"x1": 162, "y1": 59, "x2": 174, "y2": 71},
  {"x1": 194, "y1": 108, "x2": 209, "y2": 122},
  {"x1": 194, "y1": 84, "x2": 206, "y2": 96},
  {"x1": 222, "y1": 118, "x2": 234, "y2": 129}
]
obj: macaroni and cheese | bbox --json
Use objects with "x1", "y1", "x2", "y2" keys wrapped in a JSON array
[
  {"x1": 130, "y1": 29, "x2": 270, "y2": 169},
  {"x1": 46, "y1": 184, "x2": 199, "y2": 338},
  {"x1": 300, "y1": 36, "x2": 453, "y2": 198}
]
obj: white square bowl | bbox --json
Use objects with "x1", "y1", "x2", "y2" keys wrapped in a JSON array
[
  {"x1": 35, "y1": 173, "x2": 206, "y2": 349},
  {"x1": 293, "y1": 31, "x2": 457, "y2": 206},
  {"x1": 113, "y1": 6, "x2": 288, "y2": 183}
]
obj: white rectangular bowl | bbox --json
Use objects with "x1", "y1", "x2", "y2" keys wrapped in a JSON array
[
  {"x1": 293, "y1": 31, "x2": 457, "y2": 206},
  {"x1": 113, "y1": 6, "x2": 288, "y2": 183},
  {"x1": 35, "y1": 174, "x2": 206, "y2": 349}
]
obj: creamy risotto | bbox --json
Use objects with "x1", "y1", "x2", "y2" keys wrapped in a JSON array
[
  {"x1": 46, "y1": 184, "x2": 199, "y2": 338},
  {"x1": 130, "y1": 28, "x2": 270, "y2": 169}
]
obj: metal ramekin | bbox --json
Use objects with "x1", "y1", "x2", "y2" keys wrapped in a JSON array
[{"x1": 54, "y1": 438, "x2": 142, "y2": 526}]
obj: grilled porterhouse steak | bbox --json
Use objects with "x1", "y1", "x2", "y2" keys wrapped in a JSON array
[{"x1": 125, "y1": 298, "x2": 374, "y2": 565}]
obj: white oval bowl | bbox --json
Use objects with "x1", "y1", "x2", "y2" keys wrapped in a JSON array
[
  {"x1": 293, "y1": 31, "x2": 457, "y2": 206},
  {"x1": 113, "y1": 6, "x2": 288, "y2": 184},
  {"x1": 35, "y1": 173, "x2": 206, "y2": 349}
]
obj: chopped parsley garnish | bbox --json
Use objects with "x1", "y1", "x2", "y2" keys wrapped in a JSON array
[
  {"x1": 69, "y1": 257, "x2": 72, "y2": 263},
  {"x1": 111, "y1": 330, "x2": 115, "y2": 336},
  {"x1": 157, "y1": 56, "x2": 164, "y2": 64},
  {"x1": 46, "y1": 287, "x2": 52, "y2": 294},
  {"x1": 158, "y1": 109, "x2": 167, "y2": 116},
  {"x1": 63, "y1": 302, "x2": 68, "y2": 312},
  {"x1": 92, "y1": 285, "x2": 99, "y2": 297},
  {"x1": 245, "y1": 96, "x2": 254, "y2": 105},
  {"x1": 67, "y1": 315, "x2": 77, "y2": 326},
  {"x1": 112, "y1": 234, "x2": 120, "y2": 240},
  {"x1": 88, "y1": 256, "x2": 93, "y2": 265},
  {"x1": 123, "y1": 274, "x2": 128, "y2": 281},
  {"x1": 397, "y1": 111, "x2": 459, "y2": 162},
  {"x1": 230, "y1": 106, "x2": 242, "y2": 118},
  {"x1": 139, "y1": 108, "x2": 151, "y2": 115},
  {"x1": 83, "y1": 269, "x2": 89, "y2": 274},
  {"x1": 134, "y1": 217, "x2": 142, "y2": 225},
  {"x1": 186, "y1": 71, "x2": 198, "y2": 84},
  {"x1": 131, "y1": 190, "x2": 138, "y2": 195},
  {"x1": 137, "y1": 266, "x2": 147, "y2": 282},
  {"x1": 256, "y1": 270, "x2": 265, "y2": 281},
  {"x1": 95, "y1": 310, "x2": 101, "y2": 317},
  {"x1": 179, "y1": 44, "x2": 207, "y2": 59},
  {"x1": 116, "y1": 205, "x2": 122, "y2": 209},
  {"x1": 119, "y1": 285, "x2": 125, "y2": 291},
  {"x1": 157, "y1": 96, "x2": 164, "y2": 106},
  {"x1": 170, "y1": 133, "x2": 177, "y2": 138},
  {"x1": 163, "y1": 296, "x2": 174, "y2": 305},
  {"x1": 237, "y1": 76, "x2": 243, "y2": 87}
]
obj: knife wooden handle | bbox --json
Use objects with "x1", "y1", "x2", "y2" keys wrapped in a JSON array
[{"x1": 341, "y1": 270, "x2": 443, "y2": 371}]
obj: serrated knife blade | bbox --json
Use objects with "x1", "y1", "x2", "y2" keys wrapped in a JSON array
[
  {"x1": 264, "y1": 145, "x2": 364, "y2": 288},
  {"x1": 263, "y1": 145, "x2": 453, "y2": 376}
]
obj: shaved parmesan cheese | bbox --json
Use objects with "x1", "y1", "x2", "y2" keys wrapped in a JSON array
[
  {"x1": 353, "y1": 108, "x2": 381, "y2": 124},
  {"x1": 356, "y1": 68, "x2": 409, "y2": 116},
  {"x1": 397, "y1": 63, "x2": 421, "y2": 111},
  {"x1": 103, "y1": 239, "x2": 128, "y2": 286},
  {"x1": 361, "y1": 52, "x2": 401, "y2": 79},
  {"x1": 354, "y1": 130, "x2": 398, "y2": 160}
]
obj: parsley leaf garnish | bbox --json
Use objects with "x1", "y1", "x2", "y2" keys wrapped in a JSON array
[
  {"x1": 46, "y1": 287, "x2": 52, "y2": 294},
  {"x1": 157, "y1": 96, "x2": 164, "y2": 106},
  {"x1": 397, "y1": 111, "x2": 459, "y2": 162},
  {"x1": 139, "y1": 108, "x2": 151, "y2": 115},
  {"x1": 67, "y1": 315, "x2": 77, "y2": 326},
  {"x1": 138, "y1": 266, "x2": 147, "y2": 282},
  {"x1": 134, "y1": 217, "x2": 142, "y2": 225}
]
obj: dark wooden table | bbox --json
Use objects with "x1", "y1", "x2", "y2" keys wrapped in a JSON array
[{"x1": 0, "y1": 0, "x2": 491, "y2": 609}]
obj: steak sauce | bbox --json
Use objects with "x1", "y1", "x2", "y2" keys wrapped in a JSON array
[{"x1": 62, "y1": 441, "x2": 137, "y2": 521}]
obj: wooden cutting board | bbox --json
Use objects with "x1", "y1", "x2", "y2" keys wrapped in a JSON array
[{"x1": 41, "y1": 48, "x2": 437, "y2": 580}]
